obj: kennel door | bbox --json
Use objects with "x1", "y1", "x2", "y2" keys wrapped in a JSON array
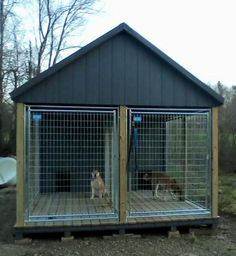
[
  {"x1": 127, "y1": 108, "x2": 211, "y2": 219},
  {"x1": 25, "y1": 106, "x2": 119, "y2": 223}
]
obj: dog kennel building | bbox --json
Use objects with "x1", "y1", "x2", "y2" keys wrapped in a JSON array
[{"x1": 11, "y1": 23, "x2": 224, "y2": 237}]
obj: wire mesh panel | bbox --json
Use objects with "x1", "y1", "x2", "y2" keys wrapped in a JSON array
[
  {"x1": 127, "y1": 108, "x2": 211, "y2": 218},
  {"x1": 25, "y1": 106, "x2": 119, "y2": 222}
]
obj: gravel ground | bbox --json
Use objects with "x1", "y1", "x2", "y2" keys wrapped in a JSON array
[{"x1": 0, "y1": 187, "x2": 236, "y2": 256}]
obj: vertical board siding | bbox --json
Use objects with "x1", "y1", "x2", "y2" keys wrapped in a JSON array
[
  {"x1": 137, "y1": 44, "x2": 150, "y2": 105},
  {"x1": 57, "y1": 66, "x2": 72, "y2": 101},
  {"x1": 72, "y1": 57, "x2": 86, "y2": 103},
  {"x1": 99, "y1": 40, "x2": 113, "y2": 104},
  {"x1": 43, "y1": 79, "x2": 54, "y2": 103},
  {"x1": 85, "y1": 48, "x2": 100, "y2": 103},
  {"x1": 149, "y1": 57, "x2": 162, "y2": 105},
  {"x1": 162, "y1": 65, "x2": 174, "y2": 106},
  {"x1": 186, "y1": 83, "x2": 198, "y2": 106},
  {"x1": 112, "y1": 34, "x2": 125, "y2": 103},
  {"x1": 124, "y1": 35, "x2": 138, "y2": 104},
  {"x1": 173, "y1": 74, "x2": 187, "y2": 106}
]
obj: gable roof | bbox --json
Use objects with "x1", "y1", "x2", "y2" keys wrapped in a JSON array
[{"x1": 10, "y1": 23, "x2": 224, "y2": 106}]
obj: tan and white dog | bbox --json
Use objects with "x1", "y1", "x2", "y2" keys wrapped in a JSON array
[
  {"x1": 90, "y1": 170, "x2": 107, "y2": 199},
  {"x1": 143, "y1": 171, "x2": 183, "y2": 201}
]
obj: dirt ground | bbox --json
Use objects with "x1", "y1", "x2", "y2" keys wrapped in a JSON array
[{"x1": 0, "y1": 187, "x2": 236, "y2": 256}]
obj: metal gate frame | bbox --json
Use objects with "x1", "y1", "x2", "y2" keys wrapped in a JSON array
[
  {"x1": 127, "y1": 108, "x2": 212, "y2": 218},
  {"x1": 25, "y1": 105, "x2": 119, "y2": 222}
]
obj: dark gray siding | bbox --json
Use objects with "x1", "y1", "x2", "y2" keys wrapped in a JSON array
[{"x1": 15, "y1": 32, "x2": 219, "y2": 107}]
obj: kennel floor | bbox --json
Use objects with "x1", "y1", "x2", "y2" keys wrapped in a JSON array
[
  {"x1": 26, "y1": 192, "x2": 118, "y2": 226},
  {"x1": 25, "y1": 191, "x2": 210, "y2": 227},
  {"x1": 127, "y1": 190, "x2": 210, "y2": 223}
]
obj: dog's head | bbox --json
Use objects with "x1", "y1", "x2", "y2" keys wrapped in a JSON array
[
  {"x1": 172, "y1": 183, "x2": 184, "y2": 200},
  {"x1": 142, "y1": 172, "x2": 151, "y2": 181},
  {"x1": 91, "y1": 170, "x2": 100, "y2": 179}
]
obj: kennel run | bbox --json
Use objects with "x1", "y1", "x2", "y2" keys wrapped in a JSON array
[{"x1": 11, "y1": 23, "x2": 223, "y2": 237}]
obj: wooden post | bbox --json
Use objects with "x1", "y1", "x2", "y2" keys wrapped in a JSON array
[
  {"x1": 183, "y1": 116, "x2": 188, "y2": 200},
  {"x1": 212, "y1": 107, "x2": 219, "y2": 218},
  {"x1": 16, "y1": 103, "x2": 25, "y2": 227},
  {"x1": 119, "y1": 106, "x2": 127, "y2": 223}
]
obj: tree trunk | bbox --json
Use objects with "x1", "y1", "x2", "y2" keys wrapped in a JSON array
[{"x1": 0, "y1": 0, "x2": 4, "y2": 154}]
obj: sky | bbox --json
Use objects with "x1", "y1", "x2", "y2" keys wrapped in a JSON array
[{"x1": 79, "y1": 0, "x2": 236, "y2": 87}]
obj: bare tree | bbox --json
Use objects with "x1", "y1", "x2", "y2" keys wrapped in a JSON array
[
  {"x1": 2, "y1": 24, "x2": 30, "y2": 155},
  {"x1": 0, "y1": 0, "x2": 101, "y2": 154},
  {"x1": 215, "y1": 82, "x2": 236, "y2": 172},
  {"x1": 26, "y1": 41, "x2": 37, "y2": 80},
  {"x1": 35, "y1": 0, "x2": 98, "y2": 74},
  {"x1": 0, "y1": 0, "x2": 3, "y2": 154},
  {"x1": 0, "y1": 0, "x2": 3, "y2": 104},
  {"x1": 4, "y1": 26, "x2": 28, "y2": 92},
  {"x1": 0, "y1": 0, "x2": 19, "y2": 154},
  {"x1": 0, "y1": 0, "x2": 19, "y2": 97}
]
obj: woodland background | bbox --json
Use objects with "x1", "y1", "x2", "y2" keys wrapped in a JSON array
[{"x1": 1, "y1": 1, "x2": 236, "y2": 175}]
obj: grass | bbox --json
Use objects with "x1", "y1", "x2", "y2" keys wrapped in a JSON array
[{"x1": 219, "y1": 172, "x2": 236, "y2": 215}]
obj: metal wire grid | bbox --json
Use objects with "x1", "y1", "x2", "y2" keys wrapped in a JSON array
[
  {"x1": 25, "y1": 106, "x2": 119, "y2": 222},
  {"x1": 127, "y1": 109, "x2": 211, "y2": 217}
]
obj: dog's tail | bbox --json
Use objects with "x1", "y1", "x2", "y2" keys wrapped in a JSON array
[
  {"x1": 103, "y1": 189, "x2": 109, "y2": 198},
  {"x1": 103, "y1": 190, "x2": 113, "y2": 207}
]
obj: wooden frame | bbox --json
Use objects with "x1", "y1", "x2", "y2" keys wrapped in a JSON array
[
  {"x1": 15, "y1": 104, "x2": 219, "y2": 230},
  {"x1": 212, "y1": 107, "x2": 219, "y2": 218},
  {"x1": 119, "y1": 106, "x2": 127, "y2": 223},
  {"x1": 16, "y1": 103, "x2": 25, "y2": 227}
]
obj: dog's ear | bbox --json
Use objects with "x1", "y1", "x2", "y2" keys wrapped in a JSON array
[
  {"x1": 143, "y1": 173, "x2": 148, "y2": 180},
  {"x1": 91, "y1": 170, "x2": 96, "y2": 178}
]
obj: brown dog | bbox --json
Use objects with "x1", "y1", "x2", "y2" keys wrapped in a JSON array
[
  {"x1": 90, "y1": 170, "x2": 107, "y2": 199},
  {"x1": 143, "y1": 171, "x2": 183, "y2": 201}
]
